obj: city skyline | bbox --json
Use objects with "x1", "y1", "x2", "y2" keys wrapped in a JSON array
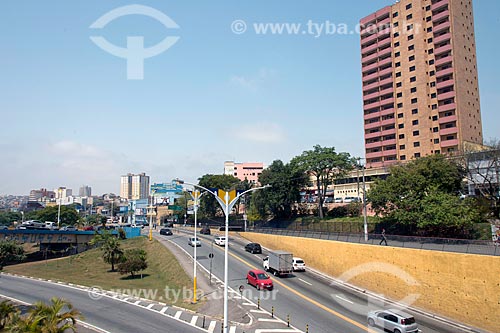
[{"x1": 1, "y1": 0, "x2": 498, "y2": 195}]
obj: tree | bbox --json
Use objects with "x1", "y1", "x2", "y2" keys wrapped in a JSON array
[
  {"x1": 0, "y1": 240, "x2": 25, "y2": 270},
  {"x1": 6, "y1": 297, "x2": 82, "y2": 333},
  {"x1": 117, "y1": 249, "x2": 148, "y2": 278},
  {"x1": 251, "y1": 160, "x2": 307, "y2": 219},
  {"x1": 290, "y1": 145, "x2": 355, "y2": 218},
  {"x1": 368, "y1": 155, "x2": 482, "y2": 236},
  {"x1": 197, "y1": 174, "x2": 240, "y2": 218},
  {"x1": 90, "y1": 232, "x2": 124, "y2": 271},
  {"x1": 28, "y1": 206, "x2": 79, "y2": 226},
  {"x1": 0, "y1": 300, "x2": 18, "y2": 330},
  {"x1": 0, "y1": 212, "x2": 21, "y2": 226}
]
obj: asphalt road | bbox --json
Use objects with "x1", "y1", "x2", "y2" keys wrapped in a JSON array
[
  {"x1": 167, "y1": 228, "x2": 482, "y2": 333},
  {"x1": 0, "y1": 274, "x2": 204, "y2": 333}
]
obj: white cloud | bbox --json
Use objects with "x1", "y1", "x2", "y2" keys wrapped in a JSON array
[
  {"x1": 230, "y1": 123, "x2": 286, "y2": 143},
  {"x1": 229, "y1": 67, "x2": 276, "y2": 91}
]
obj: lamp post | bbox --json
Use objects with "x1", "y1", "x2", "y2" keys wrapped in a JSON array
[
  {"x1": 186, "y1": 189, "x2": 205, "y2": 303},
  {"x1": 57, "y1": 188, "x2": 62, "y2": 229},
  {"x1": 176, "y1": 179, "x2": 269, "y2": 333},
  {"x1": 357, "y1": 158, "x2": 369, "y2": 242}
]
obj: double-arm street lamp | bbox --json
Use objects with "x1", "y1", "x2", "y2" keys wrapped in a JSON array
[{"x1": 176, "y1": 179, "x2": 270, "y2": 333}]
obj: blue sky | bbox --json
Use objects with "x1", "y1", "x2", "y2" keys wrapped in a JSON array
[{"x1": 1, "y1": 1, "x2": 499, "y2": 195}]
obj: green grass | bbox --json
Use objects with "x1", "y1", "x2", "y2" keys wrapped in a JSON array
[{"x1": 4, "y1": 237, "x2": 200, "y2": 310}]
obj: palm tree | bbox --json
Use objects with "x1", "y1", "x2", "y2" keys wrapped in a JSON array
[
  {"x1": 102, "y1": 237, "x2": 124, "y2": 272},
  {"x1": 0, "y1": 300, "x2": 18, "y2": 330},
  {"x1": 5, "y1": 312, "x2": 42, "y2": 333},
  {"x1": 28, "y1": 297, "x2": 82, "y2": 333}
]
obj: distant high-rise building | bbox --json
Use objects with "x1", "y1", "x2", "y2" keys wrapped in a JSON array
[
  {"x1": 79, "y1": 185, "x2": 92, "y2": 197},
  {"x1": 55, "y1": 187, "x2": 72, "y2": 199},
  {"x1": 224, "y1": 161, "x2": 264, "y2": 184},
  {"x1": 28, "y1": 188, "x2": 55, "y2": 202},
  {"x1": 360, "y1": 0, "x2": 482, "y2": 168},
  {"x1": 120, "y1": 173, "x2": 150, "y2": 200}
]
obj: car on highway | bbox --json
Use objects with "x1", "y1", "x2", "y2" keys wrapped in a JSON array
[
  {"x1": 292, "y1": 257, "x2": 306, "y2": 271},
  {"x1": 246, "y1": 269, "x2": 273, "y2": 290},
  {"x1": 60, "y1": 226, "x2": 77, "y2": 231},
  {"x1": 199, "y1": 226, "x2": 211, "y2": 235},
  {"x1": 214, "y1": 236, "x2": 226, "y2": 246},
  {"x1": 245, "y1": 243, "x2": 262, "y2": 254},
  {"x1": 367, "y1": 309, "x2": 419, "y2": 333},
  {"x1": 160, "y1": 228, "x2": 173, "y2": 236},
  {"x1": 188, "y1": 237, "x2": 201, "y2": 247},
  {"x1": 0, "y1": 225, "x2": 8, "y2": 230}
]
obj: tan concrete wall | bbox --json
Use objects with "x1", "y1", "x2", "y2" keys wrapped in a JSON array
[{"x1": 241, "y1": 233, "x2": 499, "y2": 332}]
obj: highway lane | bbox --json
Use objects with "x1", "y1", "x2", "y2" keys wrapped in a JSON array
[
  {"x1": 168, "y1": 229, "x2": 477, "y2": 333},
  {"x1": 0, "y1": 274, "x2": 204, "y2": 333}
]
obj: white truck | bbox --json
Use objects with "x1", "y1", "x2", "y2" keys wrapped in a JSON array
[{"x1": 263, "y1": 250, "x2": 293, "y2": 276}]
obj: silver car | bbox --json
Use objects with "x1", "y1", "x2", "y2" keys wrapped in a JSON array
[
  {"x1": 367, "y1": 309, "x2": 419, "y2": 333},
  {"x1": 188, "y1": 237, "x2": 201, "y2": 247}
]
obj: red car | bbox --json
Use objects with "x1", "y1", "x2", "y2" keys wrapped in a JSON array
[{"x1": 246, "y1": 269, "x2": 273, "y2": 290}]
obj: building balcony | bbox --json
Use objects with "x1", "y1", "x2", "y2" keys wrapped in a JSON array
[
  {"x1": 440, "y1": 138, "x2": 459, "y2": 148},
  {"x1": 363, "y1": 91, "x2": 380, "y2": 101},
  {"x1": 438, "y1": 102, "x2": 456, "y2": 112},
  {"x1": 433, "y1": 20, "x2": 450, "y2": 34},
  {"x1": 439, "y1": 127, "x2": 458, "y2": 136},
  {"x1": 437, "y1": 90, "x2": 455, "y2": 101},
  {"x1": 362, "y1": 52, "x2": 379, "y2": 64},
  {"x1": 377, "y1": 16, "x2": 391, "y2": 28},
  {"x1": 381, "y1": 128, "x2": 396, "y2": 136},
  {"x1": 378, "y1": 37, "x2": 391, "y2": 49},
  {"x1": 364, "y1": 111, "x2": 381, "y2": 120},
  {"x1": 361, "y1": 31, "x2": 378, "y2": 44},
  {"x1": 436, "y1": 66, "x2": 453, "y2": 77},
  {"x1": 365, "y1": 121, "x2": 381, "y2": 130},
  {"x1": 379, "y1": 86, "x2": 394, "y2": 96},
  {"x1": 365, "y1": 131, "x2": 383, "y2": 140},
  {"x1": 366, "y1": 151, "x2": 384, "y2": 159},
  {"x1": 438, "y1": 114, "x2": 457, "y2": 125},
  {"x1": 434, "y1": 32, "x2": 451, "y2": 44},
  {"x1": 434, "y1": 43, "x2": 452, "y2": 56},
  {"x1": 382, "y1": 138, "x2": 397, "y2": 146},
  {"x1": 380, "y1": 107, "x2": 395, "y2": 116},
  {"x1": 380, "y1": 97, "x2": 395, "y2": 107},
  {"x1": 378, "y1": 57, "x2": 393, "y2": 68},
  {"x1": 363, "y1": 100, "x2": 381, "y2": 110},
  {"x1": 362, "y1": 61, "x2": 379, "y2": 73},
  {"x1": 382, "y1": 149, "x2": 397, "y2": 157},
  {"x1": 437, "y1": 78, "x2": 454, "y2": 90},
  {"x1": 365, "y1": 141, "x2": 383, "y2": 149},
  {"x1": 360, "y1": 13, "x2": 377, "y2": 26},
  {"x1": 432, "y1": 10, "x2": 450, "y2": 23},
  {"x1": 378, "y1": 47, "x2": 392, "y2": 59},
  {"x1": 431, "y1": 0, "x2": 449, "y2": 12},
  {"x1": 362, "y1": 41, "x2": 379, "y2": 53},
  {"x1": 378, "y1": 76, "x2": 393, "y2": 87},
  {"x1": 362, "y1": 71, "x2": 380, "y2": 82},
  {"x1": 435, "y1": 55, "x2": 452, "y2": 67},
  {"x1": 380, "y1": 118, "x2": 395, "y2": 127},
  {"x1": 363, "y1": 80, "x2": 380, "y2": 92}
]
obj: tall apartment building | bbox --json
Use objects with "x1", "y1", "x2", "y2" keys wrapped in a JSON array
[
  {"x1": 120, "y1": 173, "x2": 150, "y2": 200},
  {"x1": 28, "y1": 188, "x2": 55, "y2": 202},
  {"x1": 360, "y1": 0, "x2": 482, "y2": 168},
  {"x1": 79, "y1": 185, "x2": 92, "y2": 197},
  {"x1": 224, "y1": 161, "x2": 264, "y2": 184}
]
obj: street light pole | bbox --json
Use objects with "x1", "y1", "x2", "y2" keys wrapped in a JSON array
[
  {"x1": 186, "y1": 189, "x2": 205, "y2": 304},
  {"x1": 176, "y1": 179, "x2": 269, "y2": 333},
  {"x1": 361, "y1": 161, "x2": 368, "y2": 242},
  {"x1": 57, "y1": 188, "x2": 62, "y2": 229}
]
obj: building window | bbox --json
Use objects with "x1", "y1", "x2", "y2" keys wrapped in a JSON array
[
  {"x1": 428, "y1": 49, "x2": 434, "y2": 54},
  {"x1": 430, "y1": 81, "x2": 436, "y2": 87},
  {"x1": 394, "y1": 22, "x2": 399, "y2": 28},
  {"x1": 410, "y1": 87, "x2": 417, "y2": 93},
  {"x1": 400, "y1": 145, "x2": 406, "y2": 150},
  {"x1": 435, "y1": 150, "x2": 440, "y2": 154},
  {"x1": 398, "y1": 113, "x2": 404, "y2": 118},
  {"x1": 427, "y1": 26, "x2": 433, "y2": 33},
  {"x1": 429, "y1": 59, "x2": 435, "y2": 65},
  {"x1": 432, "y1": 115, "x2": 438, "y2": 121},
  {"x1": 412, "y1": 120, "x2": 419, "y2": 125},
  {"x1": 409, "y1": 65, "x2": 416, "y2": 71},
  {"x1": 396, "y1": 72, "x2": 402, "y2": 77},
  {"x1": 395, "y1": 51, "x2": 400, "y2": 57},
  {"x1": 398, "y1": 124, "x2": 404, "y2": 129},
  {"x1": 433, "y1": 127, "x2": 439, "y2": 132},
  {"x1": 426, "y1": 5, "x2": 431, "y2": 11},
  {"x1": 397, "y1": 102, "x2": 403, "y2": 108},
  {"x1": 411, "y1": 98, "x2": 418, "y2": 104},
  {"x1": 400, "y1": 155, "x2": 406, "y2": 160},
  {"x1": 406, "y1": 14, "x2": 413, "y2": 20},
  {"x1": 396, "y1": 82, "x2": 402, "y2": 87},
  {"x1": 399, "y1": 134, "x2": 405, "y2": 139},
  {"x1": 395, "y1": 61, "x2": 401, "y2": 67},
  {"x1": 394, "y1": 32, "x2": 400, "y2": 37},
  {"x1": 414, "y1": 141, "x2": 420, "y2": 147},
  {"x1": 432, "y1": 104, "x2": 437, "y2": 109},
  {"x1": 414, "y1": 152, "x2": 421, "y2": 158},
  {"x1": 426, "y1": 16, "x2": 432, "y2": 22},
  {"x1": 406, "y1": 3, "x2": 412, "y2": 10},
  {"x1": 428, "y1": 37, "x2": 433, "y2": 43},
  {"x1": 408, "y1": 45, "x2": 415, "y2": 51},
  {"x1": 397, "y1": 92, "x2": 403, "y2": 98},
  {"x1": 409, "y1": 55, "x2": 415, "y2": 61},
  {"x1": 412, "y1": 108, "x2": 418, "y2": 114},
  {"x1": 429, "y1": 70, "x2": 435, "y2": 76},
  {"x1": 410, "y1": 76, "x2": 416, "y2": 82},
  {"x1": 431, "y1": 92, "x2": 437, "y2": 98},
  {"x1": 393, "y1": 12, "x2": 399, "y2": 18},
  {"x1": 407, "y1": 24, "x2": 413, "y2": 31},
  {"x1": 434, "y1": 138, "x2": 440, "y2": 144},
  {"x1": 413, "y1": 130, "x2": 420, "y2": 136}
]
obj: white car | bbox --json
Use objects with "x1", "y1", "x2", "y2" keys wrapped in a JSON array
[
  {"x1": 188, "y1": 237, "x2": 201, "y2": 247},
  {"x1": 367, "y1": 309, "x2": 419, "y2": 333},
  {"x1": 214, "y1": 236, "x2": 227, "y2": 246},
  {"x1": 292, "y1": 257, "x2": 306, "y2": 271}
]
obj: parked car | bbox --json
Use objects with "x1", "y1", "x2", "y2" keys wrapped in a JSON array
[
  {"x1": 246, "y1": 269, "x2": 273, "y2": 290},
  {"x1": 82, "y1": 226, "x2": 94, "y2": 231},
  {"x1": 334, "y1": 197, "x2": 343, "y2": 203},
  {"x1": 160, "y1": 228, "x2": 173, "y2": 236},
  {"x1": 245, "y1": 243, "x2": 262, "y2": 254},
  {"x1": 188, "y1": 237, "x2": 201, "y2": 247},
  {"x1": 367, "y1": 309, "x2": 419, "y2": 333},
  {"x1": 0, "y1": 225, "x2": 8, "y2": 230},
  {"x1": 214, "y1": 236, "x2": 226, "y2": 246},
  {"x1": 200, "y1": 226, "x2": 211, "y2": 235},
  {"x1": 343, "y1": 196, "x2": 361, "y2": 203},
  {"x1": 292, "y1": 257, "x2": 306, "y2": 271},
  {"x1": 60, "y1": 226, "x2": 77, "y2": 231}
]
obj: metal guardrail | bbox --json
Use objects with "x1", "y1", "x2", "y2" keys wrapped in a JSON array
[{"x1": 250, "y1": 227, "x2": 500, "y2": 256}]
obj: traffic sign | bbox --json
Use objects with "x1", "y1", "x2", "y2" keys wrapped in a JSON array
[{"x1": 208, "y1": 253, "x2": 214, "y2": 259}]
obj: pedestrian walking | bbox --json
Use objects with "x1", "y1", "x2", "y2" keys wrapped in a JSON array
[{"x1": 379, "y1": 228, "x2": 388, "y2": 246}]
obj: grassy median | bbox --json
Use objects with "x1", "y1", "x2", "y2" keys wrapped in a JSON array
[{"x1": 4, "y1": 236, "x2": 199, "y2": 310}]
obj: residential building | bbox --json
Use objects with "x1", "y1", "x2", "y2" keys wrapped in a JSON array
[
  {"x1": 360, "y1": 0, "x2": 483, "y2": 168},
  {"x1": 54, "y1": 187, "x2": 72, "y2": 200},
  {"x1": 28, "y1": 188, "x2": 55, "y2": 202},
  {"x1": 120, "y1": 173, "x2": 150, "y2": 200},
  {"x1": 79, "y1": 185, "x2": 92, "y2": 197},
  {"x1": 224, "y1": 161, "x2": 264, "y2": 184}
]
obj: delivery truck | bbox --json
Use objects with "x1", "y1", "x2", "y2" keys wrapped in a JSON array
[{"x1": 263, "y1": 250, "x2": 293, "y2": 276}]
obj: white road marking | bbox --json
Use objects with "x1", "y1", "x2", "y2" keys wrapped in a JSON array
[
  {"x1": 207, "y1": 320, "x2": 217, "y2": 333},
  {"x1": 146, "y1": 303, "x2": 155, "y2": 309},
  {"x1": 298, "y1": 278, "x2": 312, "y2": 286},
  {"x1": 258, "y1": 318, "x2": 282, "y2": 322},
  {"x1": 133, "y1": 300, "x2": 141, "y2": 305},
  {"x1": 250, "y1": 309, "x2": 267, "y2": 314},
  {"x1": 160, "y1": 306, "x2": 168, "y2": 314},
  {"x1": 335, "y1": 295, "x2": 354, "y2": 304},
  {"x1": 174, "y1": 310, "x2": 182, "y2": 319},
  {"x1": 229, "y1": 326, "x2": 236, "y2": 333},
  {"x1": 255, "y1": 329, "x2": 302, "y2": 333},
  {"x1": 190, "y1": 315, "x2": 198, "y2": 325}
]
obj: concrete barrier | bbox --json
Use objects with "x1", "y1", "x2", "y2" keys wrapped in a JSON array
[{"x1": 241, "y1": 232, "x2": 499, "y2": 332}]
